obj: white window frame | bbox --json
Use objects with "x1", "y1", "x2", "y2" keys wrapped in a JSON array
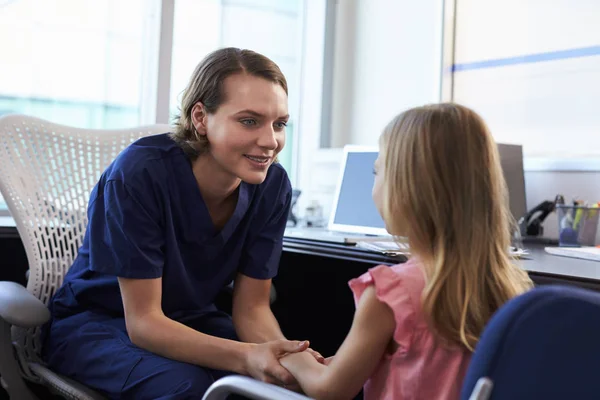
[{"x1": 0, "y1": 0, "x2": 318, "y2": 220}]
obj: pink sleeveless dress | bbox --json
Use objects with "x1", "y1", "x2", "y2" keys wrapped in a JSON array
[{"x1": 348, "y1": 258, "x2": 472, "y2": 400}]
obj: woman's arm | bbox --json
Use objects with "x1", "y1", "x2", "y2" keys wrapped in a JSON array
[
  {"x1": 232, "y1": 273, "x2": 285, "y2": 343},
  {"x1": 280, "y1": 285, "x2": 396, "y2": 400},
  {"x1": 232, "y1": 273, "x2": 326, "y2": 370},
  {"x1": 119, "y1": 276, "x2": 308, "y2": 384}
]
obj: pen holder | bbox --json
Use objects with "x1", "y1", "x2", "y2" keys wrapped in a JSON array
[{"x1": 557, "y1": 205, "x2": 600, "y2": 247}]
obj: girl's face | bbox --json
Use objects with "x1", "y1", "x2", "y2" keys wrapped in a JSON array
[
  {"x1": 193, "y1": 73, "x2": 289, "y2": 185},
  {"x1": 372, "y1": 151, "x2": 385, "y2": 223},
  {"x1": 372, "y1": 144, "x2": 405, "y2": 237}
]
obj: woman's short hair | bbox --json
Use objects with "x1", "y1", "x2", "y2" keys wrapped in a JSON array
[{"x1": 170, "y1": 47, "x2": 288, "y2": 159}]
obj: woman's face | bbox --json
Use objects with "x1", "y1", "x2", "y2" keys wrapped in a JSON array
[{"x1": 194, "y1": 73, "x2": 288, "y2": 185}]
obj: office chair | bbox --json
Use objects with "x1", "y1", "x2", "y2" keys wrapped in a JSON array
[
  {"x1": 461, "y1": 284, "x2": 600, "y2": 400},
  {"x1": 202, "y1": 376, "x2": 313, "y2": 400},
  {"x1": 0, "y1": 114, "x2": 170, "y2": 399}
]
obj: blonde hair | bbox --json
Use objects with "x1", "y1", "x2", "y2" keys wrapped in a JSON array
[{"x1": 380, "y1": 103, "x2": 532, "y2": 351}]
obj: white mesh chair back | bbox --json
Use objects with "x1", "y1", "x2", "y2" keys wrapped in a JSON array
[{"x1": 0, "y1": 114, "x2": 171, "y2": 379}]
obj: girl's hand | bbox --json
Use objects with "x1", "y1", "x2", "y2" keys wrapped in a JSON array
[
  {"x1": 244, "y1": 339, "x2": 309, "y2": 385},
  {"x1": 305, "y1": 348, "x2": 325, "y2": 364}
]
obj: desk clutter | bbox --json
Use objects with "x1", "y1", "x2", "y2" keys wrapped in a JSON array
[
  {"x1": 543, "y1": 197, "x2": 600, "y2": 263},
  {"x1": 355, "y1": 239, "x2": 410, "y2": 256},
  {"x1": 355, "y1": 238, "x2": 530, "y2": 258},
  {"x1": 557, "y1": 201, "x2": 600, "y2": 247}
]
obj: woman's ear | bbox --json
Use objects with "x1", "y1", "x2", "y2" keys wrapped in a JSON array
[{"x1": 191, "y1": 102, "x2": 208, "y2": 135}]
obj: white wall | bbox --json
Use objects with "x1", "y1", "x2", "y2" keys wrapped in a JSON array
[
  {"x1": 347, "y1": 0, "x2": 444, "y2": 145},
  {"x1": 295, "y1": 0, "x2": 444, "y2": 215},
  {"x1": 453, "y1": 0, "x2": 600, "y2": 160}
]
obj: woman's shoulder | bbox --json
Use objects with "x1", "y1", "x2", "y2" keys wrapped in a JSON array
[
  {"x1": 104, "y1": 133, "x2": 181, "y2": 187},
  {"x1": 263, "y1": 162, "x2": 291, "y2": 188},
  {"x1": 115, "y1": 133, "x2": 180, "y2": 166}
]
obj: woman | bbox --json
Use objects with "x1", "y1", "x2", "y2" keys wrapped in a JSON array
[{"x1": 42, "y1": 47, "x2": 318, "y2": 399}]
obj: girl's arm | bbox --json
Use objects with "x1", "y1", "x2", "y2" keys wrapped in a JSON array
[{"x1": 280, "y1": 285, "x2": 396, "y2": 400}]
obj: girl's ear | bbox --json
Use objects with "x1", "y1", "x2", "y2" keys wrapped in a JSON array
[{"x1": 191, "y1": 102, "x2": 208, "y2": 135}]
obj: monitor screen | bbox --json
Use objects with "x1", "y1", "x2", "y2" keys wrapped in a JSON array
[
  {"x1": 330, "y1": 150, "x2": 387, "y2": 235},
  {"x1": 497, "y1": 143, "x2": 527, "y2": 221}
]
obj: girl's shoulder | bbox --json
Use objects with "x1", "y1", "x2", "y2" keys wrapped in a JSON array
[
  {"x1": 348, "y1": 258, "x2": 425, "y2": 352},
  {"x1": 350, "y1": 258, "x2": 425, "y2": 294}
]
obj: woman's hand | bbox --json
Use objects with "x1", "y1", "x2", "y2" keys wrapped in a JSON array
[{"x1": 244, "y1": 339, "x2": 309, "y2": 385}]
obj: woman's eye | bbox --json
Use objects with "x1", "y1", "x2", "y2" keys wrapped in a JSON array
[
  {"x1": 240, "y1": 119, "x2": 257, "y2": 126},
  {"x1": 274, "y1": 121, "x2": 288, "y2": 129}
]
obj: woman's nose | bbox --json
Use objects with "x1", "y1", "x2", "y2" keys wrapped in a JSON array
[{"x1": 257, "y1": 126, "x2": 279, "y2": 150}]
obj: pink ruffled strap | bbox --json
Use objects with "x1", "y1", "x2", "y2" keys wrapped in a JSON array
[{"x1": 348, "y1": 265, "x2": 416, "y2": 353}]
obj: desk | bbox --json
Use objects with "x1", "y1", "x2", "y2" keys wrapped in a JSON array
[
  {"x1": 1, "y1": 223, "x2": 600, "y2": 380},
  {"x1": 273, "y1": 237, "x2": 600, "y2": 360}
]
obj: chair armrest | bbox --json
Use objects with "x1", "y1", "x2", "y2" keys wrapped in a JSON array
[
  {"x1": 0, "y1": 281, "x2": 50, "y2": 328},
  {"x1": 202, "y1": 376, "x2": 313, "y2": 400}
]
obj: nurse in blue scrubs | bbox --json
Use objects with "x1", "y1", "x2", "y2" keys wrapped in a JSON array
[{"x1": 42, "y1": 47, "x2": 320, "y2": 399}]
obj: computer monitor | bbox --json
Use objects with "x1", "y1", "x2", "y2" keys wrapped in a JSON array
[
  {"x1": 497, "y1": 143, "x2": 527, "y2": 221},
  {"x1": 326, "y1": 143, "x2": 527, "y2": 237},
  {"x1": 328, "y1": 146, "x2": 388, "y2": 236}
]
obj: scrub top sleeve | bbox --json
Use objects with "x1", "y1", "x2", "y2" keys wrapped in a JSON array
[
  {"x1": 89, "y1": 179, "x2": 164, "y2": 279},
  {"x1": 239, "y1": 178, "x2": 292, "y2": 280}
]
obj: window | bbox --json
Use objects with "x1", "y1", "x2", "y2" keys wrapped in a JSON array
[
  {"x1": 0, "y1": 0, "x2": 160, "y2": 216},
  {"x1": 0, "y1": 0, "x2": 313, "y2": 217},
  {"x1": 0, "y1": 0, "x2": 159, "y2": 128},
  {"x1": 169, "y1": 0, "x2": 304, "y2": 177}
]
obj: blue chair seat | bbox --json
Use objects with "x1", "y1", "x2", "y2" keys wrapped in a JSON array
[{"x1": 462, "y1": 285, "x2": 600, "y2": 400}]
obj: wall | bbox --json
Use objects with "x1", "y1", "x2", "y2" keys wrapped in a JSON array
[
  {"x1": 347, "y1": 0, "x2": 444, "y2": 146},
  {"x1": 452, "y1": 0, "x2": 600, "y2": 159},
  {"x1": 295, "y1": 0, "x2": 444, "y2": 214}
]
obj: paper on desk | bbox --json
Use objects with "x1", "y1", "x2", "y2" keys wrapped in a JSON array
[
  {"x1": 545, "y1": 246, "x2": 600, "y2": 262},
  {"x1": 355, "y1": 240, "x2": 411, "y2": 256},
  {"x1": 357, "y1": 240, "x2": 530, "y2": 258}
]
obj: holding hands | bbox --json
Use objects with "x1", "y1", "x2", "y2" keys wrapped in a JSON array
[{"x1": 243, "y1": 339, "x2": 325, "y2": 388}]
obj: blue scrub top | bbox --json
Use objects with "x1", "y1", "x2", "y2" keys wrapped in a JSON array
[{"x1": 49, "y1": 133, "x2": 292, "y2": 322}]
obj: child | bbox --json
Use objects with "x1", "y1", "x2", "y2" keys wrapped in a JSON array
[{"x1": 280, "y1": 103, "x2": 533, "y2": 400}]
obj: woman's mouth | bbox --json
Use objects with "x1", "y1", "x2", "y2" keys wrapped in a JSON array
[{"x1": 244, "y1": 154, "x2": 271, "y2": 167}]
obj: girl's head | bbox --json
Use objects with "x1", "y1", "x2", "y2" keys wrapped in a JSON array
[
  {"x1": 374, "y1": 103, "x2": 532, "y2": 351},
  {"x1": 171, "y1": 47, "x2": 289, "y2": 185}
]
